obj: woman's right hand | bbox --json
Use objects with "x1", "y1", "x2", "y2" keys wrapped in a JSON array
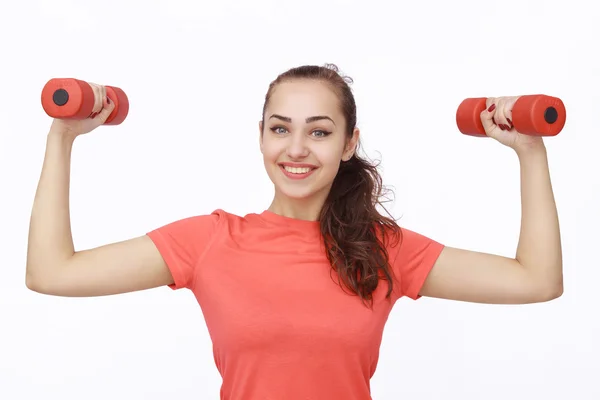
[{"x1": 49, "y1": 83, "x2": 116, "y2": 138}]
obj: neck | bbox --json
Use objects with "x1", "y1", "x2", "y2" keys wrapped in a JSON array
[{"x1": 268, "y1": 189, "x2": 329, "y2": 221}]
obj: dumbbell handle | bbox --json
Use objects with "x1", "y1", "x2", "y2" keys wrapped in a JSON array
[
  {"x1": 41, "y1": 78, "x2": 129, "y2": 125},
  {"x1": 456, "y1": 94, "x2": 566, "y2": 137}
]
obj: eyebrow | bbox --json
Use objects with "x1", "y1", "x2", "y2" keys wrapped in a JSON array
[{"x1": 269, "y1": 114, "x2": 336, "y2": 125}]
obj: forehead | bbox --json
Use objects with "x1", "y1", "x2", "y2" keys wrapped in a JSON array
[{"x1": 266, "y1": 80, "x2": 341, "y2": 119}]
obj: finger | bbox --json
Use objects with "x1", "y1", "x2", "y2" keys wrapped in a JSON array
[
  {"x1": 503, "y1": 96, "x2": 518, "y2": 130},
  {"x1": 94, "y1": 84, "x2": 103, "y2": 113},
  {"x1": 485, "y1": 97, "x2": 498, "y2": 127},
  {"x1": 98, "y1": 85, "x2": 107, "y2": 119},
  {"x1": 495, "y1": 97, "x2": 510, "y2": 131},
  {"x1": 502, "y1": 100, "x2": 513, "y2": 130},
  {"x1": 88, "y1": 83, "x2": 103, "y2": 117},
  {"x1": 94, "y1": 96, "x2": 116, "y2": 124},
  {"x1": 480, "y1": 101, "x2": 500, "y2": 137}
]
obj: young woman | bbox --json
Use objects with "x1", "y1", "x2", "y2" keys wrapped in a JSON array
[{"x1": 26, "y1": 64, "x2": 563, "y2": 399}]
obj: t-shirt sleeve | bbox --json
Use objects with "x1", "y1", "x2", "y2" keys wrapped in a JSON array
[
  {"x1": 146, "y1": 210, "x2": 223, "y2": 290},
  {"x1": 387, "y1": 227, "x2": 445, "y2": 301}
]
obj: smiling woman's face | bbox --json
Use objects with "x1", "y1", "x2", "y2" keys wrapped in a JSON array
[{"x1": 259, "y1": 79, "x2": 357, "y2": 207}]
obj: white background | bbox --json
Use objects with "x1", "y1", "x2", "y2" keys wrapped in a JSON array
[{"x1": 0, "y1": 0, "x2": 597, "y2": 399}]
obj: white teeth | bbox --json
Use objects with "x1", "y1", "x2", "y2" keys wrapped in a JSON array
[{"x1": 284, "y1": 166, "x2": 312, "y2": 174}]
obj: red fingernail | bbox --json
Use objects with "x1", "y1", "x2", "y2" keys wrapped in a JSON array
[
  {"x1": 488, "y1": 104, "x2": 496, "y2": 112},
  {"x1": 507, "y1": 118, "x2": 512, "y2": 125}
]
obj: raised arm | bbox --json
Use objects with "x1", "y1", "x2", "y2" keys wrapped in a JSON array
[
  {"x1": 26, "y1": 86, "x2": 174, "y2": 297},
  {"x1": 418, "y1": 96, "x2": 563, "y2": 304}
]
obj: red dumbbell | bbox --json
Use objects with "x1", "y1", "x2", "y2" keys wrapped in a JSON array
[
  {"x1": 41, "y1": 78, "x2": 129, "y2": 125},
  {"x1": 456, "y1": 94, "x2": 566, "y2": 137}
]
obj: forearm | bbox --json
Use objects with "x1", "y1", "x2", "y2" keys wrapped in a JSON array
[
  {"x1": 514, "y1": 143, "x2": 563, "y2": 292},
  {"x1": 26, "y1": 130, "x2": 77, "y2": 282}
]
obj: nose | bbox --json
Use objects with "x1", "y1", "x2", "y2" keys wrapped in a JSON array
[{"x1": 285, "y1": 132, "x2": 309, "y2": 159}]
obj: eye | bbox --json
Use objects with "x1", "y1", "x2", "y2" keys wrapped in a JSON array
[
  {"x1": 270, "y1": 126, "x2": 288, "y2": 135},
  {"x1": 311, "y1": 130, "x2": 332, "y2": 138},
  {"x1": 269, "y1": 126, "x2": 332, "y2": 137}
]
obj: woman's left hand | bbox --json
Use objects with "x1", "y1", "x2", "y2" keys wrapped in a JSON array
[{"x1": 480, "y1": 96, "x2": 545, "y2": 153}]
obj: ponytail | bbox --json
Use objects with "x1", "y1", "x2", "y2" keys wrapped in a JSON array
[
  {"x1": 262, "y1": 64, "x2": 401, "y2": 307},
  {"x1": 320, "y1": 152, "x2": 401, "y2": 307}
]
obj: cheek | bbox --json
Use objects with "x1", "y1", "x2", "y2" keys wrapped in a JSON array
[
  {"x1": 313, "y1": 146, "x2": 344, "y2": 173},
  {"x1": 318, "y1": 151, "x2": 343, "y2": 167},
  {"x1": 260, "y1": 138, "x2": 281, "y2": 161}
]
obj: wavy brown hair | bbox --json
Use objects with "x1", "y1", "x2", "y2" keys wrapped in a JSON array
[{"x1": 261, "y1": 64, "x2": 402, "y2": 307}]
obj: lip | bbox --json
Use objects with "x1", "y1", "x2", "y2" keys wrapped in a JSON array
[
  {"x1": 278, "y1": 162, "x2": 319, "y2": 169},
  {"x1": 278, "y1": 162, "x2": 318, "y2": 180}
]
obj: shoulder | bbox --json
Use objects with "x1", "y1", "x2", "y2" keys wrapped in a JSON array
[
  {"x1": 378, "y1": 222, "x2": 445, "y2": 299},
  {"x1": 377, "y1": 222, "x2": 442, "y2": 251},
  {"x1": 377, "y1": 222, "x2": 445, "y2": 275},
  {"x1": 169, "y1": 208, "x2": 247, "y2": 224},
  {"x1": 148, "y1": 209, "x2": 270, "y2": 237},
  {"x1": 146, "y1": 208, "x2": 237, "y2": 242}
]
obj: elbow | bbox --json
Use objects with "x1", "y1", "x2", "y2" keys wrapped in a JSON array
[
  {"x1": 536, "y1": 280, "x2": 563, "y2": 302},
  {"x1": 546, "y1": 267, "x2": 564, "y2": 301},
  {"x1": 25, "y1": 259, "x2": 41, "y2": 292},
  {"x1": 550, "y1": 281, "x2": 564, "y2": 300},
  {"x1": 25, "y1": 270, "x2": 42, "y2": 293},
  {"x1": 26, "y1": 260, "x2": 74, "y2": 296},
  {"x1": 25, "y1": 267, "x2": 51, "y2": 294},
  {"x1": 523, "y1": 262, "x2": 563, "y2": 303}
]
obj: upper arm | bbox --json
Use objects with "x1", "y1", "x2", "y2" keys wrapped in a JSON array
[
  {"x1": 419, "y1": 246, "x2": 562, "y2": 304},
  {"x1": 27, "y1": 212, "x2": 223, "y2": 297},
  {"x1": 27, "y1": 235, "x2": 173, "y2": 297}
]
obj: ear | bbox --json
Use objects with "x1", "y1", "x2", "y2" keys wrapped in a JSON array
[
  {"x1": 342, "y1": 127, "x2": 360, "y2": 161},
  {"x1": 259, "y1": 120, "x2": 264, "y2": 153}
]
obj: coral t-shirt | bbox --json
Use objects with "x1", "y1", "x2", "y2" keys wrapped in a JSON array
[{"x1": 146, "y1": 209, "x2": 444, "y2": 400}]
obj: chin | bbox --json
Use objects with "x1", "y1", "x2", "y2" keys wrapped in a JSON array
[
  {"x1": 277, "y1": 184, "x2": 320, "y2": 200},
  {"x1": 277, "y1": 178, "x2": 335, "y2": 204},
  {"x1": 270, "y1": 173, "x2": 323, "y2": 200}
]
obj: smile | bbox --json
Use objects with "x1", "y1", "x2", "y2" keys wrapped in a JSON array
[
  {"x1": 279, "y1": 163, "x2": 317, "y2": 180},
  {"x1": 284, "y1": 166, "x2": 312, "y2": 174}
]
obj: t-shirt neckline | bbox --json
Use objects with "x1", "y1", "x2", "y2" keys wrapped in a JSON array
[{"x1": 259, "y1": 210, "x2": 321, "y2": 231}]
